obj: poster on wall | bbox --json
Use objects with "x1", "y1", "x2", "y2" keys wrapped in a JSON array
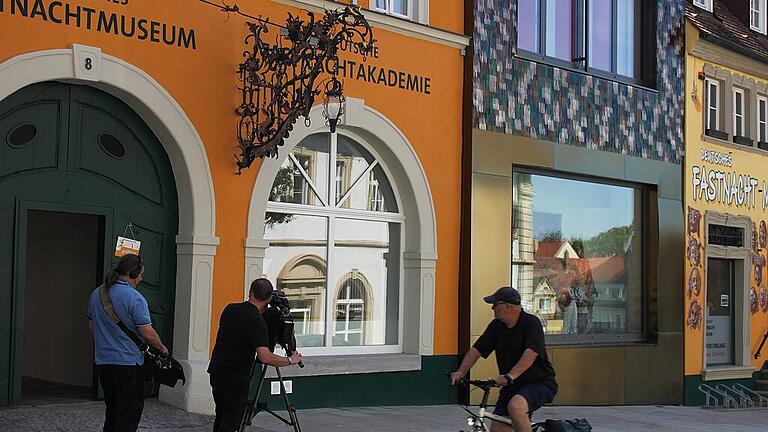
[
  {"x1": 114, "y1": 236, "x2": 141, "y2": 257},
  {"x1": 705, "y1": 315, "x2": 733, "y2": 366}
]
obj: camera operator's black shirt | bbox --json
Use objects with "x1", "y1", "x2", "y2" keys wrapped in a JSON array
[
  {"x1": 473, "y1": 311, "x2": 557, "y2": 391},
  {"x1": 208, "y1": 301, "x2": 269, "y2": 380}
]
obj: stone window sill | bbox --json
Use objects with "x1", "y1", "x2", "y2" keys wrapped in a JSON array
[
  {"x1": 264, "y1": 353, "x2": 421, "y2": 378},
  {"x1": 700, "y1": 134, "x2": 768, "y2": 155},
  {"x1": 702, "y1": 365, "x2": 755, "y2": 381}
]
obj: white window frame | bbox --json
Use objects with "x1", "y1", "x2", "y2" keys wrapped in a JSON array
[
  {"x1": 367, "y1": 172, "x2": 384, "y2": 212},
  {"x1": 290, "y1": 307, "x2": 312, "y2": 335},
  {"x1": 335, "y1": 281, "x2": 366, "y2": 343},
  {"x1": 335, "y1": 160, "x2": 346, "y2": 204},
  {"x1": 693, "y1": 0, "x2": 713, "y2": 12},
  {"x1": 706, "y1": 78, "x2": 720, "y2": 132},
  {"x1": 373, "y1": 0, "x2": 412, "y2": 20},
  {"x1": 266, "y1": 132, "x2": 406, "y2": 356},
  {"x1": 733, "y1": 87, "x2": 746, "y2": 138},
  {"x1": 751, "y1": 0, "x2": 767, "y2": 34},
  {"x1": 758, "y1": 95, "x2": 768, "y2": 143},
  {"x1": 291, "y1": 153, "x2": 313, "y2": 205}
]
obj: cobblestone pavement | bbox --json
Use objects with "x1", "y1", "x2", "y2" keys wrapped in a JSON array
[{"x1": 1, "y1": 399, "x2": 768, "y2": 431}]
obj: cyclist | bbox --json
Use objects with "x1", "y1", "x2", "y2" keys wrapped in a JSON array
[{"x1": 450, "y1": 286, "x2": 557, "y2": 432}]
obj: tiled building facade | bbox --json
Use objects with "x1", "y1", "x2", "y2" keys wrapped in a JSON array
[
  {"x1": 473, "y1": 0, "x2": 685, "y2": 162},
  {"x1": 467, "y1": 0, "x2": 687, "y2": 405}
]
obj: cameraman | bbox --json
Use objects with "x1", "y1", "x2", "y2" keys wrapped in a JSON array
[{"x1": 208, "y1": 278, "x2": 303, "y2": 432}]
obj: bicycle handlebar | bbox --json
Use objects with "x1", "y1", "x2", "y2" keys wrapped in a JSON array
[{"x1": 457, "y1": 378, "x2": 499, "y2": 389}]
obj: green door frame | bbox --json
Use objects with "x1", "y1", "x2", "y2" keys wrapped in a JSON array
[{"x1": 9, "y1": 199, "x2": 114, "y2": 402}]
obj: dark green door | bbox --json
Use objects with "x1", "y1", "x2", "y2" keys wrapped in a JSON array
[{"x1": 0, "y1": 82, "x2": 178, "y2": 403}]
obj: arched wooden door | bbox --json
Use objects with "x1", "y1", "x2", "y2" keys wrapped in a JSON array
[{"x1": 0, "y1": 83, "x2": 178, "y2": 403}]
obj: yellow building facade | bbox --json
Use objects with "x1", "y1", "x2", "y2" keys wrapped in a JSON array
[{"x1": 684, "y1": 2, "x2": 768, "y2": 404}]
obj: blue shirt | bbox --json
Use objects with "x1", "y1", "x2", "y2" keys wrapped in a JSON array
[{"x1": 87, "y1": 279, "x2": 152, "y2": 366}]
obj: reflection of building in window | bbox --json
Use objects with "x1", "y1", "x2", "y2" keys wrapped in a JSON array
[
  {"x1": 513, "y1": 171, "x2": 644, "y2": 338},
  {"x1": 292, "y1": 154, "x2": 312, "y2": 205},
  {"x1": 532, "y1": 278, "x2": 558, "y2": 332},
  {"x1": 266, "y1": 133, "x2": 402, "y2": 352},
  {"x1": 539, "y1": 298, "x2": 551, "y2": 311},
  {"x1": 335, "y1": 159, "x2": 350, "y2": 205},
  {"x1": 335, "y1": 276, "x2": 369, "y2": 345},
  {"x1": 512, "y1": 174, "x2": 536, "y2": 309},
  {"x1": 368, "y1": 172, "x2": 384, "y2": 212},
  {"x1": 277, "y1": 254, "x2": 327, "y2": 342},
  {"x1": 588, "y1": 255, "x2": 629, "y2": 332},
  {"x1": 290, "y1": 305, "x2": 311, "y2": 335}
]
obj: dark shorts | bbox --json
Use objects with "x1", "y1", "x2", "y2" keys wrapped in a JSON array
[{"x1": 493, "y1": 382, "x2": 557, "y2": 416}]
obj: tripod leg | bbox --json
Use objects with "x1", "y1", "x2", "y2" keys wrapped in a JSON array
[
  {"x1": 274, "y1": 367, "x2": 302, "y2": 432},
  {"x1": 238, "y1": 363, "x2": 268, "y2": 432}
]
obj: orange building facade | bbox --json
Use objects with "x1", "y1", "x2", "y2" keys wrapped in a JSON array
[{"x1": 0, "y1": 0, "x2": 468, "y2": 412}]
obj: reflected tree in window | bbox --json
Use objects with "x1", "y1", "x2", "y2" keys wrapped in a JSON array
[{"x1": 514, "y1": 172, "x2": 644, "y2": 339}]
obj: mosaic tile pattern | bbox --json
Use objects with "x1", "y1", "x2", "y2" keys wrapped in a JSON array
[{"x1": 474, "y1": 0, "x2": 685, "y2": 163}]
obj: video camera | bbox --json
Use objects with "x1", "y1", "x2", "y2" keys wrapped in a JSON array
[{"x1": 261, "y1": 289, "x2": 304, "y2": 368}]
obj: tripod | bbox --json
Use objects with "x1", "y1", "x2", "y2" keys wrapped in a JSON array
[{"x1": 238, "y1": 360, "x2": 301, "y2": 432}]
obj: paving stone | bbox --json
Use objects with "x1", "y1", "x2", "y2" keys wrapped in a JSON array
[{"x1": 2, "y1": 399, "x2": 768, "y2": 431}]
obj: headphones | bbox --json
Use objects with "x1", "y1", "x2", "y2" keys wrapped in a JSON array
[{"x1": 128, "y1": 255, "x2": 144, "y2": 279}]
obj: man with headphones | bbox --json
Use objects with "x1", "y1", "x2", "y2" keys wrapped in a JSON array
[{"x1": 87, "y1": 253, "x2": 168, "y2": 432}]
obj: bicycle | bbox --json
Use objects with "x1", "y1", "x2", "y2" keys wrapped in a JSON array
[{"x1": 456, "y1": 378, "x2": 545, "y2": 432}]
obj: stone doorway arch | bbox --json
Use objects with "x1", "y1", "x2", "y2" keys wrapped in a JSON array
[{"x1": 0, "y1": 46, "x2": 218, "y2": 413}]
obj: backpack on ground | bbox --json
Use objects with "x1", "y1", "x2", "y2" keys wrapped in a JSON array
[{"x1": 541, "y1": 418, "x2": 592, "y2": 432}]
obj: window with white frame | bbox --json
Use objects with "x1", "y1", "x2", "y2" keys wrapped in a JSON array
[
  {"x1": 758, "y1": 95, "x2": 768, "y2": 143},
  {"x1": 373, "y1": 0, "x2": 411, "y2": 19},
  {"x1": 265, "y1": 133, "x2": 403, "y2": 354},
  {"x1": 705, "y1": 78, "x2": 720, "y2": 133},
  {"x1": 335, "y1": 276, "x2": 367, "y2": 345},
  {"x1": 693, "y1": 0, "x2": 712, "y2": 12},
  {"x1": 733, "y1": 87, "x2": 746, "y2": 138},
  {"x1": 752, "y1": 0, "x2": 767, "y2": 34},
  {"x1": 368, "y1": 172, "x2": 384, "y2": 212},
  {"x1": 335, "y1": 160, "x2": 349, "y2": 205}
]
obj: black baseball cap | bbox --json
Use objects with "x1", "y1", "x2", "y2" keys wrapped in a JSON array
[{"x1": 483, "y1": 286, "x2": 522, "y2": 305}]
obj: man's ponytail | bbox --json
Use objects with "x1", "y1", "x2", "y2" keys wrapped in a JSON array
[
  {"x1": 103, "y1": 253, "x2": 141, "y2": 288},
  {"x1": 104, "y1": 268, "x2": 119, "y2": 289}
]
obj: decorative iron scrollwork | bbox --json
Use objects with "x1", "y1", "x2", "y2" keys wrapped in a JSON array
[{"x1": 233, "y1": 6, "x2": 375, "y2": 174}]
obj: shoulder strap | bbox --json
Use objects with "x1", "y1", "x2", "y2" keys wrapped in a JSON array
[
  {"x1": 99, "y1": 284, "x2": 121, "y2": 323},
  {"x1": 99, "y1": 283, "x2": 146, "y2": 351}
]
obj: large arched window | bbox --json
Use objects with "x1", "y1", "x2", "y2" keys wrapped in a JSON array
[{"x1": 264, "y1": 132, "x2": 403, "y2": 354}]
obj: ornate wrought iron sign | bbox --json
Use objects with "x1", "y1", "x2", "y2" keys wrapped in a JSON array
[{"x1": 231, "y1": 6, "x2": 375, "y2": 173}]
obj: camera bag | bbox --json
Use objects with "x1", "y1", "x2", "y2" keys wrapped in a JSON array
[{"x1": 542, "y1": 418, "x2": 592, "y2": 432}]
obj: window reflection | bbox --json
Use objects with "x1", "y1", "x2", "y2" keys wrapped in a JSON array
[
  {"x1": 513, "y1": 172, "x2": 644, "y2": 337},
  {"x1": 264, "y1": 214, "x2": 328, "y2": 347},
  {"x1": 545, "y1": 0, "x2": 573, "y2": 61},
  {"x1": 332, "y1": 218, "x2": 400, "y2": 346},
  {"x1": 336, "y1": 138, "x2": 397, "y2": 213},
  {"x1": 264, "y1": 133, "x2": 402, "y2": 351},
  {"x1": 588, "y1": 0, "x2": 613, "y2": 72},
  {"x1": 269, "y1": 134, "x2": 329, "y2": 206},
  {"x1": 335, "y1": 276, "x2": 367, "y2": 345}
]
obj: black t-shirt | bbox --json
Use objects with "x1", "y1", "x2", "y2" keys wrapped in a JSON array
[
  {"x1": 208, "y1": 301, "x2": 269, "y2": 379},
  {"x1": 473, "y1": 311, "x2": 557, "y2": 391}
]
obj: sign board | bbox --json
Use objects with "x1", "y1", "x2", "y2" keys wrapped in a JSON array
[
  {"x1": 705, "y1": 316, "x2": 733, "y2": 366},
  {"x1": 114, "y1": 236, "x2": 141, "y2": 257},
  {"x1": 720, "y1": 294, "x2": 729, "y2": 307},
  {"x1": 707, "y1": 224, "x2": 744, "y2": 247}
]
